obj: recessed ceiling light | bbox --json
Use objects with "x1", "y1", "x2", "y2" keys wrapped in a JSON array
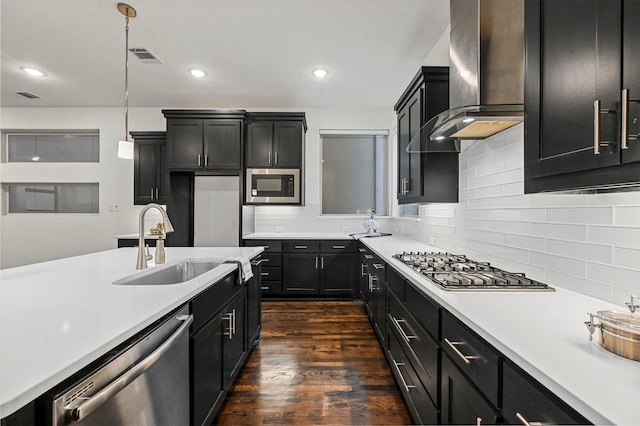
[
  {"x1": 312, "y1": 68, "x2": 329, "y2": 79},
  {"x1": 20, "y1": 67, "x2": 46, "y2": 77},
  {"x1": 189, "y1": 68, "x2": 207, "y2": 78}
]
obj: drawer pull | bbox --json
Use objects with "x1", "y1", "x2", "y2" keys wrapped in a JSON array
[
  {"x1": 261, "y1": 272, "x2": 270, "y2": 276},
  {"x1": 260, "y1": 286, "x2": 270, "y2": 290},
  {"x1": 261, "y1": 258, "x2": 270, "y2": 263},
  {"x1": 251, "y1": 259, "x2": 263, "y2": 266},
  {"x1": 364, "y1": 254, "x2": 374, "y2": 259},
  {"x1": 392, "y1": 360, "x2": 416, "y2": 393},
  {"x1": 392, "y1": 317, "x2": 417, "y2": 344},
  {"x1": 358, "y1": 248, "x2": 366, "y2": 253},
  {"x1": 515, "y1": 412, "x2": 542, "y2": 426},
  {"x1": 262, "y1": 245, "x2": 270, "y2": 249},
  {"x1": 294, "y1": 245, "x2": 308, "y2": 249},
  {"x1": 361, "y1": 263, "x2": 368, "y2": 277},
  {"x1": 373, "y1": 263, "x2": 384, "y2": 270},
  {"x1": 332, "y1": 245, "x2": 345, "y2": 249},
  {"x1": 444, "y1": 337, "x2": 480, "y2": 365}
]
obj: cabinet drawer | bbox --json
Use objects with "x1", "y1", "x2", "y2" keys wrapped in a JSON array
[
  {"x1": 259, "y1": 253, "x2": 282, "y2": 267},
  {"x1": 405, "y1": 283, "x2": 439, "y2": 340},
  {"x1": 191, "y1": 272, "x2": 241, "y2": 333},
  {"x1": 388, "y1": 291, "x2": 438, "y2": 405},
  {"x1": 441, "y1": 311, "x2": 500, "y2": 406},
  {"x1": 259, "y1": 266, "x2": 282, "y2": 281},
  {"x1": 387, "y1": 325, "x2": 438, "y2": 425},
  {"x1": 386, "y1": 267, "x2": 405, "y2": 301},
  {"x1": 502, "y1": 361, "x2": 589, "y2": 425},
  {"x1": 260, "y1": 281, "x2": 282, "y2": 296},
  {"x1": 320, "y1": 240, "x2": 357, "y2": 253},
  {"x1": 283, "y1": 240, "x2": 319, "y2": 253},
  {"x1": 244, "y1": 240, "x2": 282, "y2": 253}
]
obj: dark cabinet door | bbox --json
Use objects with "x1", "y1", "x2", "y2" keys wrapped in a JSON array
[
  {"x1": 223, "y1": 290, "x2": 247, "y2": 389},
  {"x1": 203, "y1": 119, "x2": 242, "y2": 170},
  {"x1": 524, "y1": 0, "x2": 631, "y2": 192},
  {"x1": 502, "y1": 361, "x2": 589, "y2": 425},
  {"x1": 283, "y1": 253, "x2": 319, "y2": 295},
  {"x1": 273, "y1": 121, "x2": 303, "y2": 168},
  {"x1": 191, "y1": 312, "x2": 225, "y2": 426},
  {"x1": 167, "y1": 119, "x2": 203, "y2": 169},
  {"x1": 319, "y1": 253, "x2": 356, "y2": 296},
  {"x1": 132, "y1": 132, "x2": 167, "y2": 205},
  {"x1": 397, "y1": 89, "x2": 423, "y2": 201},
  {"x1": 245, "y1": 122, "x2": 273, "y2": 167},
  {"x1": 247, "y1": 259, "x2": 262, "y2": 347},
  {"x1": 440, "y1": 354, "x2": 499, "y2": 425},
  {"x1": 622, "y1": 0, "x2": 640, "y2": 164}
]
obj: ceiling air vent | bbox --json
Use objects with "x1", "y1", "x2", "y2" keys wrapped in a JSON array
[
  {"x1": 16, "y1": 91, "x2": 40, "y2": 99},
  {"x1": 128, "y1": 48, "x2": 163, "y2": 64}
]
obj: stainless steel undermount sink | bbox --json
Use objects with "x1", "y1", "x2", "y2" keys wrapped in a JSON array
[{"x1": 114, "y1": 258, "x2": 223, "y2": 285}]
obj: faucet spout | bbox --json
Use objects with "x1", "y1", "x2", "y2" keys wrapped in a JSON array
[{"x1": 137, "y1": 203, "x2": 174, "y2": 270}]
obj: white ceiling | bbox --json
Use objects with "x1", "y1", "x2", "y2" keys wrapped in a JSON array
[{"x1": 1, "y1": 0, "x2": 449, "y2": 109}]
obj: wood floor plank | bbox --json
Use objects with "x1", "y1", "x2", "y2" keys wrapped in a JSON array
[{"x1": 213, "y1": 300, "x2": 412, "y2": 425}]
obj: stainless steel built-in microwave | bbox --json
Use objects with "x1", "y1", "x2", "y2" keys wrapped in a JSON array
[{"x1": 246, "y1": 168, "x2": 300, "y2": 204}]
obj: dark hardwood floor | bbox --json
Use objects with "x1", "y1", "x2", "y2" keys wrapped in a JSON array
[{"x1": 214, "y1": 300, "x2": 412, "y2": 425}]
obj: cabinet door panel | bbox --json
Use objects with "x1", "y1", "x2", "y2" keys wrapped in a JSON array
[
  {"x1": 246, "y1": 122, "x2": 273, "y2": 167},
  {"x1": 167, "y1": 119, "x2": 203, "y2": 169},
  {"x1": 134, "y1": 141, "x2": 158, "y2": 204},
  {"x1": 623, "y1": 0, "x2": 640, "y2": 164},
  {"x1": 273, "y1": 121, "x2": 303, "y2": 168},
  {"x1": 525, "y1": 1, "x2": 622, "y2": 180},
  {"x1": 283, "y1": 253, "x2": 319, "y2": 294},
  {"x1": 397, "y1": 107, "x2": 410, "y2": 200},
  {"x1": 223, "y1": 291, "x2": 247, "y2": 389},
  {"x1": 441, "y1": 354, "x2": 499, "y2": 425},
  {"x1": 203, "y1": 119, "x2": 242, "y2": 170},
  {"x1": 320, "y1": 253, "x2": 356, "y2": 295},
  {"x1": 191, "y1": 313, "x2": 224, "y2": 426},
  {"x1": 156, "y1": 141, "x2": 167, "y2": 203},
  {"x1": 407, "y1": 89, "x2": 423, "y2": 198}
]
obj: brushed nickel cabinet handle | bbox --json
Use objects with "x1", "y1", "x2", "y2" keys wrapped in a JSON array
[
  {"x1": 358, "y1": 248, "x2": 366, "y2": 253},
  {"x1": 373, "y1": 263, "x2": 384, "y2": 270},
  {"x1": 364, "y1": 254, "x2": 373, "y2": 260},
  {"x1": 315, "y1": 256, "x2": 318, "y2": 269},
  {"x1": 150, "y1": 188, "x2": 154, "y2": 199},
  {"x1": 621, "y1": 89, "x2": 640, "y2": 150},
  {"x1": 155, "y1": 188, "x2": 159, "y2": 199},
  {"x1": 261, "y1": 272, "x2": 270, "y2": 276},
  {"x1": 294, "y1": 245, "x2": 308, "y2": 249},
  {"x1": 197, "y1": 154, "x2": 202, "y2": 166},
  {"x1": 268, "y1": 152, "x2": 272, "y2": 165},
  {"x1": 444, "y1": 337, "x2": 480, "y2": 365},
  {"x1": 593, "y1": 100, "x2": 614, "y2": 155},
  {"x1": 332, "y1": 245, "x2": 345, "y2": 249},
  {"x1": 361, "y1": 263, "x2": 367, "y2": 277},
  {"x1": 204, "y1": 154, "x2": 209, "y2": 167},
  {"x1": 275, "y1": 151, "x2": 278, "y2": 165},
  {"x1": 516, "y1": 412, "x2": 542, "y2": 426},
  {"x1": 392, "y1": 360, "x2": 416, "y2": 393},
  {"x1": 392, "y1": 317, "x2": 417, "y2": 344},
  {"x1": 261, "y1": 286, "x2": 269, "y2": 290},
  {"x1": 320, "y1": 257, "x2": 324, "y2": 270}
]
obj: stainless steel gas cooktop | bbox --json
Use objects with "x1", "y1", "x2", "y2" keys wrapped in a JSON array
[{"x1": 392, "y1": 252, "x2": 555, "y2": 292}]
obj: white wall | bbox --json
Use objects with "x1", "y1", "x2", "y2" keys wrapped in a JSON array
[
  {"x1": 0, "y1": 107, "x2": 166, "y2": 268},
  {"x1": 391, "y1": 124, "x2": 640, "y2": 307}
]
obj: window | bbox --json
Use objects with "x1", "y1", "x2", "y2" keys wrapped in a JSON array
[
  {"x1": 6, "y1": 183, "x2": 99, "y2": 213},
  {"x1": 321, "y1": 131, "x2": 388, "y2": 215},
  {"x1": 6, "y1": 133, "x2": 99, "y2": 162}
]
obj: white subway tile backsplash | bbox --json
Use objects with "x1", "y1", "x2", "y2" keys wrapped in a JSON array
[
  {"x1": 467, "y1": 151, "x2": 495, "y2": 168},
  {"x1": 588, "y1": 226, "x2": 640, "y2": 249},
  {"x1": 493, "y1": 169, "x2": 523, "y2": 185},
  {"x1": 468, "y1": 174, "x2": 494, "y2": 189},
  {"x1": 587, "y1": 191, "x2": 640, "y2": 206},
  {"x1": 530, "y1": 193, "x2": 589, "y2": 207},
  {"x1": 476, "y1": 184, "x2": 506, "y2": 199},
  {"x1": 547, "y1": 207, "x2": 613, "y2": 225},
  {"x1": 503, "y1": 154, "x2": 523, "y2": 171},
  {"x1": 546, "y1": 270, "x2": 613, "y2": 301},
  {"x1": 614, "y1": 206, "x2": 640, "y2": 227},
  {"x1": 587, "y1": 262, "x2": 640, "y2": 288},
  {"x1": 475, "y1": 161, "x2": 504, "y2": 178},
  {"x1": 504, "y1": 208, "x2": 546, "y2": 222},
  {"x1": 531, "y1": 251, "x2": 586, "y2": 277},
  {"x1": 530, "y1": 222, "x2": 586, "y2": 241},
  {"x1": 546, "y1": 239, "x2": 612, "y2": 263},
  {"x1": 503, "y1": 234, "x2": 546, "y2": 251},
  {"x1": 613, "y1": 247, "x2": 640, "y2": 270}
]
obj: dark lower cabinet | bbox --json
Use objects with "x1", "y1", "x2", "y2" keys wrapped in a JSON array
[
  {"x1": 320, "y1": 253, "x2": 357, "y2": 296},
  {"x1": 502, "y1": 361, "x2": 590, "y2": 425},
  {"x1": 189, "y1": 271, "x2": 254, "y2": 426},
  {"x1": 440, "y1": 353, "x2": 500, "y2": 425},
  {"x1": 247, "y1": 257, "x2": 262, "y2": 347},
  {"x1": 283, "y1": 253, "x2": 319, "y2": 295}
]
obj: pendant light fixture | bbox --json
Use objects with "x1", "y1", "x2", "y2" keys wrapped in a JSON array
[{"x1": 117, "y1": 2, "x2": 136, "y2": 159}]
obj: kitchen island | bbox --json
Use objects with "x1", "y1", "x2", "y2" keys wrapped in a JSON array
[{"x1": 0, "y1": 246, "x2": 262, "y2": 421}]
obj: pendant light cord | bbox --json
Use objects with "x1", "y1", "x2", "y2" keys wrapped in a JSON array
[{"x1": 124, "y1": 14, "x2": 129, "y2": 141}]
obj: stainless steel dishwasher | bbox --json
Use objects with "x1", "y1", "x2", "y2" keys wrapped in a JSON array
[{"x1": 51, "y1": 306, "x2": 192, "y2": 426}]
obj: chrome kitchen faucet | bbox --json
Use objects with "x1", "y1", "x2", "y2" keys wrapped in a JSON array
[{"x1": 137, "y1": 203, "x2": 175, "y2": 270}]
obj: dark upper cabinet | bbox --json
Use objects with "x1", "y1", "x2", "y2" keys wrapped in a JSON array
[
  {"x1": 245, "y1": 113, "x2": 307, "y2": 168},
  {"x1": 524, "y1": 0, "x2": 640, "y2": 192},
  {"x1": 394, "y1": 66, "x2": 456, "y2": 204},
  {"x1": 131, "y1": 131, "x2": 167, "y2": 205},
  {"x1": 162, "y1": 110, "x2": 245, "y2": 172}
]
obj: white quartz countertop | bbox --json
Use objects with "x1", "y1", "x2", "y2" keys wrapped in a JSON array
[
  {"x1": 243, "y1": 232, "x2": 355, "y2": 240},
  {"x1": 0, "y1": 246, "x2": 262, "y2": 418},
  {"x1": 360, "y1": 235, "x2": 639, "y2": 426}
]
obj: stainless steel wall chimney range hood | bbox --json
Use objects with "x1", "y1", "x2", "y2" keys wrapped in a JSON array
[{"x1": 407, "y1": 0, "x2": 524, "y2": 153}]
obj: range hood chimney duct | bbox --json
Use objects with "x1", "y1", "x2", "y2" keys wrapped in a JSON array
[{"x1": 408, "y1": 0, "x2": 524, "y2": 153}]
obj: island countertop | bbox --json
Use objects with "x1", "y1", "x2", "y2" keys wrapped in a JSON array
[{"x1": 0, "y1": 246, "x2": 262, "y2": 418}]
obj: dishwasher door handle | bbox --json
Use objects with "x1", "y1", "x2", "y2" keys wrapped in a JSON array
[{"x1": 68, "y1": 314, "x2": 194, "y2": 422}]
